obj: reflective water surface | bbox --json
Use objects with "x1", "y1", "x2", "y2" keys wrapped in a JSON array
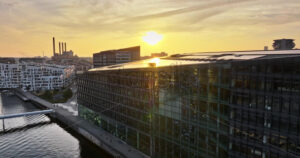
[{"x1": 0, "y1": 93, "x2": 112, "y2": 158}]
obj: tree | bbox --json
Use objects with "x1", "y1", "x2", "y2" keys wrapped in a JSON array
[
  {"x1": 63, "y1": 88, "x2": 73, "y2": 100},
  {"x1": 25, "y1": 85, "x2": 31, "y2": 91}
]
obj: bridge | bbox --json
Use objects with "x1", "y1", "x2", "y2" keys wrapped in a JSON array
[
  {"x1": 0, "y1": 109, "x2": 54, "y2": 131},
  {"x1": 1, "y1": 88, "x2": 29, "y2": 101},
  {"x1": 0, "y1": 88, "x2": 14, "y2": 91}
]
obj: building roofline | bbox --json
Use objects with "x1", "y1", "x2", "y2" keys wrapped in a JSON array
[
  {"x1": 171, "y1": 48, "x2": 300, "y2": 56},
  {"x1": 93, "y1": 46, "x2": 140, "y2": 55},
  {"x1": 89, "y1": 49, "x2": 300, "y2": 72}
]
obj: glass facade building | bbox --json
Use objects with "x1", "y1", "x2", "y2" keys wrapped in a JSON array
[{"x1": 77, "y1": 50, "x2": 300, "y2": 158}]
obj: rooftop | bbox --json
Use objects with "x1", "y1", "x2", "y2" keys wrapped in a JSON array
[
  {"x1": 94, "y1": 46, "x2": 140, "y2": 55},
  {"x1": 89, "y1": 49, "x2": 300, "y2": 72}
]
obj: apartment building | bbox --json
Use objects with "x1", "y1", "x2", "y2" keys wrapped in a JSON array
[
  {"x1": 0, "y1": 62, "x2": 74, "y2": 91},
  {"x1": 93, "y1": 46, "x2": 140, "y2": 68}
]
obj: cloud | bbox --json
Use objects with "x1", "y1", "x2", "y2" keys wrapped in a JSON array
[
  {"x1": 208, "y1": 0, "x2": 300, "y2": 27},
  {"x1": 1, "y1": 0, "x2": 300, "y2": 56},
  {"x1": 3, "y1": 0, "x2": 298, "y2": 35},
  {"x1": 127, "y1": 0, "x2": 256, "y2": 22},
  {"x1": 39, "y1": 0, "x2": 257, "y2": 35}
]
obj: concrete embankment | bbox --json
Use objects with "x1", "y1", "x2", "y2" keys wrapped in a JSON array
[
  {"x1": 15, "y1": 90, "x2": 149, "y2": 158},
  {"x1": 13, "y1": 90, "x2": 29, "y2": 102}
]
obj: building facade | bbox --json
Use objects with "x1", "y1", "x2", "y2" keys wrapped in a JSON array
[
  {"x1": 78, "y1": 50, "x2": 300, "y2": 158},
  {"x1": 93, "y1": 46, "x2": 140, "y2": 68},
  {"x1": 0, "y1": 62, "x2": 74, "y2": 91}
]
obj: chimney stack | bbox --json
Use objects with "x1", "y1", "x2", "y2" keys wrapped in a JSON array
[
  {"x1": 61, "y1": 42, "x2": 64, "y2": 54},
  {"x1": 52, "y1": 37, "x2": 56, "y2": 56},
  {"x1": 59, "y1": 42, "x2": 61, "y2": 55},
  {"x1": 61, "y1": 42, "x2": 65, "y2": 54},
  {"x1": 64, "y1": 42, "x2": 67, "y2": 52}
]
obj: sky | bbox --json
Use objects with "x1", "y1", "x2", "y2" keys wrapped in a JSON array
[{"x1": 0, "y1": 0, "x2": 300, "y2": 57}]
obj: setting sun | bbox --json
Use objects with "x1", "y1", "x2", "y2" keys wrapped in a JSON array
[{"x1": 142, "y1": 31, "x2": 163, "y2": 45}]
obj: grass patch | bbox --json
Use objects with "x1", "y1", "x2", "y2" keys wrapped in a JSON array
[{"x1": 38, "y1": 88, "x2": 73, "y2": 103}]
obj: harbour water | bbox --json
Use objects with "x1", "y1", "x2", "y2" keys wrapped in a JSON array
[{"x1": 0, "y1": 92, "x2": 112, "y2": 158}]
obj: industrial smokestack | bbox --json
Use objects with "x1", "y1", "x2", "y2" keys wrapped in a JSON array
[
  {"x1": 64, "y1": 42, "x2": 67, "y2": 52},
  {"x1": 59, "y1": 42, "x2": 61, "y2": 55},
  {"x1": 52, "y1": 37, "x2": 56, "y2": 56},
  {"x1": 61, "y1": 42, "x2": 63, "y2": 53}
]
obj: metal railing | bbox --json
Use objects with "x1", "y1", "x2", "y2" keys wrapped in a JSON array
[{"x1": 0, "y1": 109, "x2": 54, "y2": 131}]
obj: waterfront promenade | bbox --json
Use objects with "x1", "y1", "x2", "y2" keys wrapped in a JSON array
[{"x1": 18, "y1": 90, "x2": 149, "y2": 158}]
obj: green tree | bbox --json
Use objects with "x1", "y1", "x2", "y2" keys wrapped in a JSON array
[
  {"x1": 25, "y1": 85, "x2": 31, "y2": 91},
  {"x1": 63, "y1": 89, "x2": 73, "y2": 100}
]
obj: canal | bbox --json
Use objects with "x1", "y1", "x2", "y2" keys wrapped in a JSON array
[{"x1": 0, "y1": 92, "x2": 112, "y2": 158}]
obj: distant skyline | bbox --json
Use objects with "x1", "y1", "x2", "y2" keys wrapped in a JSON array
[{"x1": 0, "y1": 0, "x2": 300, "y2": 57}]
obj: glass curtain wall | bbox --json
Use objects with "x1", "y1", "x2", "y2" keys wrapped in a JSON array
[{"x1": 77, "y1": 63, "x2": 231, "y2": 158}]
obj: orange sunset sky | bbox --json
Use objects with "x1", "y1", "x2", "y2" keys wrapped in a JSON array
[{"x1": 0, "y1": 0, "x2": 299, "y2": 57}]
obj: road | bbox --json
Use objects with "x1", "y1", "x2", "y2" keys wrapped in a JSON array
[{"x1": 55, "y1": 83, "x2": 78, "y2": 116}]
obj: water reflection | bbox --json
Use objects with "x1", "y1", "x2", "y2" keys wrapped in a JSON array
[{"x1": 0, "y1": 93, "x2": 111, "y2": 158}]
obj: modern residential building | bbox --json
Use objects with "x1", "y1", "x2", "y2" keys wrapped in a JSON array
[
  {"x1": 78, "y1": 49, "x2": 300, "y2": 158},
  {"x1": 0, "y1": 61, "x2": 74, "y2": 91},
  {"x1": 47, "y1": 56, "x2": 92, "y2": 73},
  {"x1": 93, "y1": 46, "x2": 140, "y2": 68}
]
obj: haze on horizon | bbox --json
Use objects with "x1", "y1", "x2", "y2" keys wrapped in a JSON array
[{"x1": 0, "y1": 0, "x2": 299, "y2": 57}]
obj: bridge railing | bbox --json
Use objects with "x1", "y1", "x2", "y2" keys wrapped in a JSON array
[{"x1": 0, "y1": 109, "x2": 54, "y2": 131}]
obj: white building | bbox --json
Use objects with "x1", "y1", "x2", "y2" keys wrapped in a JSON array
[{"x1": 0, "y1": 62, "x2": 75, "y2": 91}]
